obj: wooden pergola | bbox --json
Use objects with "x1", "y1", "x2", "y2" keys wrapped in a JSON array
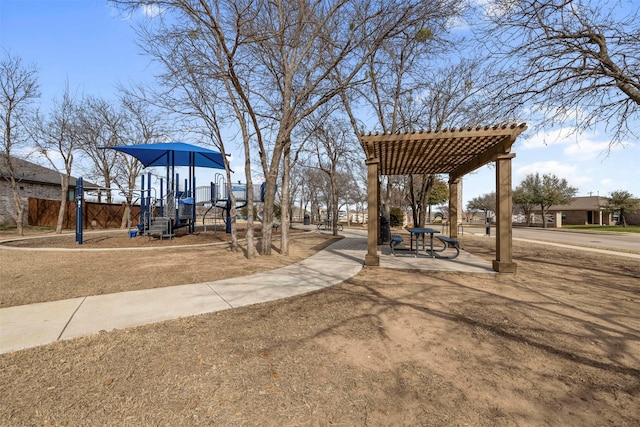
[{"x1": 360, "y1": 123, "x2": 528, "y2": 273}]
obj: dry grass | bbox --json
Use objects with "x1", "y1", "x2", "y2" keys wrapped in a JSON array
[
  {"x1": 0, "y1": 233, "x2": 639, "y2": 426},
  {"x1": 0, "y1": 227, "x2": 338, "y2": 307}
]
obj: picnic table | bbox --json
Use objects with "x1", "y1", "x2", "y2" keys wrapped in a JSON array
[{"x1": 407, "y1": 227, "x2": 440, "y2": 258}]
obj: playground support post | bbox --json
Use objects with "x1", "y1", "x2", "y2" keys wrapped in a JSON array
[
  {"x1": 75, "y1": 177, "x2": 83, "y2": 245},
  {"x1": 140, "y1": 174, "x2": 146, "y2": 230},
  {"x1": 175, "y1": 172, "x2": 180, "y2": 224},
  {"x1": 192, "y1": 175, "x2": 196, "y2": 233},
  {"x1": 159, "y1": 177, "x2": 164, "y2": 217}
]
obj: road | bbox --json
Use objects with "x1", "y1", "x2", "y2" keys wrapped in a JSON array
[
  {"x1": 464, "y1": 225, "x2": 640, "y2": 253},
  {"x1": 512, "y1": 227, "x2": 640, "y2": 252}
]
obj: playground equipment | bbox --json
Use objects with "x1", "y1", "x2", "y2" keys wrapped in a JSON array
[
  {"x1": 197, "y1": 177, "x2": 276, "y2": 232},
  {"x1": 74, "y1": 143, "x2": 275, "y2": 243},
  {"x1": 105, "y1": 142, "x2": 226, "y2": 239},
  {"x1": 134, "y1": 170, "x2": 193, "y2": 239}
]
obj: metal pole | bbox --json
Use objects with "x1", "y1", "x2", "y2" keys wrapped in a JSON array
[
  {"x1": 75, "y1": 177, "x2": 83, "y2": 245},
  {"x1": 140, "y1": 174, "x2": 146, "y2": 230},
  {"x1": 175, "y1": 172, "x2": 180, "y2": 223},
  {"x1": 147, "y1": 171, "x2": 152, "y2": 224},
  {"x1": 486, "y1": 213, "x2": 491, "y2": 236},
  {"x1": 159, "y1": 177, "x2": 164, "y2": 217},
  {"x1": 192, "y1": 174, "x2": 196, "y2": 233}
]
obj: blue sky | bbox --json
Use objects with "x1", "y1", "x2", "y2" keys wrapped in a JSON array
[{"x1": 2, "y1": 0, "x2": 638, "y2": 206}]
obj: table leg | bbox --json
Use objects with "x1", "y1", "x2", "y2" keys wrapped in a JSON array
[{"x1": 429, "y1": 233, "x2": 434, "y2": 257}]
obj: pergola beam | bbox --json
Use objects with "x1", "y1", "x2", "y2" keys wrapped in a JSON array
[{"x1": 449, "y1": 135, "x2": 513, "y2": 180}]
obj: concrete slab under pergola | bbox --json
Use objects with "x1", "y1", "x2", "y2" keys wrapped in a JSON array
[{"x1": 359, "y1": 123, "x2": 527, "y2": 273}]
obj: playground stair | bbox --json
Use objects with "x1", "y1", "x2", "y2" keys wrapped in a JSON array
[{"x1": 147, "y1": 217, "x2": 173, "y2": 240}]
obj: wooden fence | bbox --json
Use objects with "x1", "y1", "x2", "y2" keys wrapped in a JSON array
[{"x1": 28, "y1": 198, "x2": 140, "y2": 229}]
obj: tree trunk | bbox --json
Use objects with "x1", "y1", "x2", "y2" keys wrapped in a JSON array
[
  {"x1": 121, "y1": 202, "x2": 131, "y2": 229},
  {"x1": 382, "y1": 179, "x2": 392, "y2": 220},
  {"x1": 244, "y1": 144, "x2": 256, "y2": 259},
  {"x1": 408, "y1": 175, "x2": 419, "y2": 227},
  {"x1": 103, "y1": 171, "x2": 112, "y2": 204},
  {"x1": 331, "y1": 174, "x2": 339, "y2": 236},
  {"x1": 259, "y1": 137, "x2": 285, "y2": 255},
  {"x1": 56, "y1": 175, "x2": 70, "y2": 233},
  {"x1": 419, "y1": 175, "x2": 434, "y2": 228},
  {"x1": 260, "y1": 126, "x2": 294, "y2": 255},
  {"x1": 10, "y1": 179, "x2": 25, "y2": 235},
  {"x1": 260, "y1": 172, "x2": 277, "y2": 255},
  {"x1": 280, "y1": 143, "x2": 291, "y2": 255}
]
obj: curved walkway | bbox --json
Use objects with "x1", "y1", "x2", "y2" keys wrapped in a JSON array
[
  {"x1": 0, "y1": 230, "x2": 366, "y2": 354},
  {"x1": 3, "y1": 227, "x2": 637, "y2": 355}
]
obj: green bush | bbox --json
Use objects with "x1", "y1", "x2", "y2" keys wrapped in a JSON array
[
  {"x1": 240, "y1": 205, "x2": 258, "y2": 220},
  {"x1": 389, "y1": 207, "x2": 404, "y2": 227}
]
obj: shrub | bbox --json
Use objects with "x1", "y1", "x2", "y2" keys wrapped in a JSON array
[{"x1": 389, "y1": 207, "x2": 404, "y2": 227}]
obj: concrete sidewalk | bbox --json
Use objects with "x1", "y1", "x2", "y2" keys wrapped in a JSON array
[
  {"x1": 0, "y1": 232, "x2": 367, "y2": 355},
  {"x1": 3, "y1": 227, "x2": 637, "y2": 355}
]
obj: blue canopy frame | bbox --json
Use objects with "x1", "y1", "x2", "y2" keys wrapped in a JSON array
[
  {"x1": 105, "y1": 142, "x2": 227, "y2": 234},
  {"x1": 107, "y1": 142, "x2": 226, "y2": 169}
]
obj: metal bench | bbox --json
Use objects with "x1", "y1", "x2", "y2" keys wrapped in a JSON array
[{"x1": 433, "y1": 236, "x2": 460, "y2": 259}]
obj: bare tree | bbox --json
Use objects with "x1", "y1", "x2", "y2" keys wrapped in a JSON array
[
  {"x1": 112, "y1": 0, "x2": 461, "y2": 256},
  {"x1": 295, "y1": 165, "x2": 326, "y2": 224},
  {"x1": 416, "y1": 59, "x2": 495, "y2": 129},
  {"x1": 35, "y1": 84, "x2": 81, "y2": 233},
  {"x1": 304, "y1": 116, "x2": 359, "y2": 236},
  {"x1": 76, "y1": 96, "x2": 124, "y2": 203},
  {"x1": 405, "y1": 60, "x2": 491, "y2": 226},
  {"x1": 113, "y1": 95, "x2": 169, "y2": 229},
  {"x1": 339, "y1": 4, "x2": 465, "y2": 224},
  {"x1": 480, "y1": 0, "x2": 640, "y2": 145},
  {"x1": 0, "y1": 51, "x2": 39, "y2": 234}
]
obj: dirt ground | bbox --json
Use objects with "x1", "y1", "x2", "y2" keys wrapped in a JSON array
[
  {"x1": 0, "y1": 227, "x2": 338, "y2": 307},
  {"x1": 0, "y1": 229, "x2": 639, "y2": 426}
]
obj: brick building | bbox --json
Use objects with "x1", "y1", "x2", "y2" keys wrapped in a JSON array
[
  {"x1": 543, "y1": 195, "x2": 639, "y2": 227},
  {"x1": 0, "y1": 156, "x2": 96, "y2": 227}
]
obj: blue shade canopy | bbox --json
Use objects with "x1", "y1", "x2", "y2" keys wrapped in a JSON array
[{"x1": 107, "y1": 142, "x2": 226, "y2": 169}]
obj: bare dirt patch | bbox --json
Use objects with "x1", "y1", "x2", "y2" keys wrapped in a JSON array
[{"x1": 1, "y1": 235, "x2": 639, "y2": 426}]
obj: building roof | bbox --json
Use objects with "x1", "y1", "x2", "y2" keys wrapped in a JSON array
[
  {"x1": 0, "y1": 155, "x2": 99, "y2": 188},
  {"x1": 359, "y1": 123, "x2": 528, "y2": 178},
  {"x1": 549, "y1": 196, "x2": 611, "y2": 211}
]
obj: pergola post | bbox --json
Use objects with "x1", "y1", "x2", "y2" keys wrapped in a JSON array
[
  {"x1": 365, "y1": 158, "x2": 380, "y2": 266},
  {"x1": 449, "y1": 177, "x2": 461, "y2": 238},
  {"x1": 493, "y1": 153, "x2": 517, "y2": 273},
  {"x1": 376, "y1": 177, "x2": 382, "y2": 245}
]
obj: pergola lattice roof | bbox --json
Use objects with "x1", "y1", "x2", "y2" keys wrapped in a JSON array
[{"x1": 360, "y1": 123, "x2": 527, "y2": 178}]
